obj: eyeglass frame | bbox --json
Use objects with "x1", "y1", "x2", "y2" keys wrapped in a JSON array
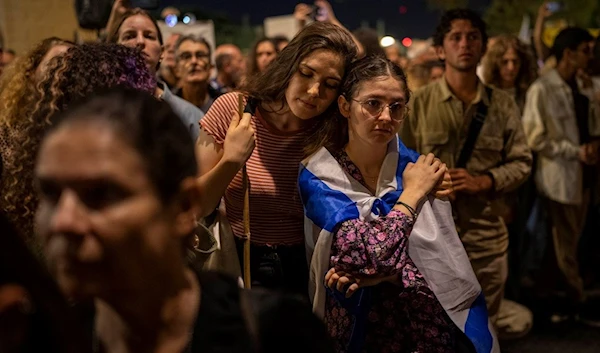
[
  {"x1": 351, "y1": 98, "x2": 409, "y2": 121},
  {"x1": 177, "y1": 50, "x2": 211, "y2": 63}
]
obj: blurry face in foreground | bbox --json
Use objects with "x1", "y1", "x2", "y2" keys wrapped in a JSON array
[{"x1": 35, "y1": 122, "x2": 179, "y2": 299}]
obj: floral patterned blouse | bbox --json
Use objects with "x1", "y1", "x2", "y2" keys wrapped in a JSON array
[{"x1": 324, "y1": 149, "x2": 457, "y2": 353}]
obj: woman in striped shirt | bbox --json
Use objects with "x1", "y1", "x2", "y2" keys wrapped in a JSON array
[{"x1": 196, "y1": 22, "x2": 358, "y2": 296}]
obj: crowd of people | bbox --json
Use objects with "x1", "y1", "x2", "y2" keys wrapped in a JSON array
[{"x1": 0, "y1": 0, "x2": 599, "y2": 352}]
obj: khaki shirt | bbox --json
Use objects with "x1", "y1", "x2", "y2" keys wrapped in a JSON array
[{"x1": 401, "y1": 78, "x2": 532, "y2": 260}]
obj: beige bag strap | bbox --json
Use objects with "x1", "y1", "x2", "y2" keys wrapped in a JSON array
[{"x1": 238, "y1": 94, "x2": 252, "y2": 289}]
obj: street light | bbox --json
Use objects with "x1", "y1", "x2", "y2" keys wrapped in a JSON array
[
  {"x1": 165, "y1": 14, "x2": 178, "y2": 27},
  {"x1": 380, "y1": 36, "x2": 396, "y2": 48},
  {"x1": 182, "y1": 13, "x2": 196, "y2": 25}
]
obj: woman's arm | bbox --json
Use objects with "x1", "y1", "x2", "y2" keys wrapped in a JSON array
[
  {"x1": 195, "y1": 130, "x2": 246, "y2": 217},
  {"x1": 315, "y1": 0, "x2": 364, "y2": 57},
  {"x1": 533, "y1": 2, "x2": 552, "y2": 63},
  {"x1": 331, "y1": 209, "x2": 415, "y2": 277},
  {"x1": 294, "y1": 1, "x2": 364, "y2": 57},
  {"x1": 104, "y1": 0, "x2": 128, "y2": 39},
  {"x1": 195, "y1": 96, "x2": 255, "y2": 217}
]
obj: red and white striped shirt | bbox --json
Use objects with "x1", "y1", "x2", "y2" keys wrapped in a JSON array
[{"x1": 200, "y1": 93, "x2": 312, "y2": 245}]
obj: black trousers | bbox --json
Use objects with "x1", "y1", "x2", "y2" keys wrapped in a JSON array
[{"x1": 235, "y1": 237, "x2": 309, "y2": 300}]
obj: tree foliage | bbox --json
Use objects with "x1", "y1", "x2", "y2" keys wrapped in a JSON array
[
  {"x1": 484, "y1": 0, "x2": 600, "y2": 36},
  {"x1": 427, "y1": 0, "x2": 599, "y2": 35}
]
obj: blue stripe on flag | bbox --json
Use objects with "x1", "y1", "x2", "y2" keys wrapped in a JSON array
[
  {"x1": 464, "y1": 293, "x2": 493, "y2": 353},
  {"x1": 298, "y1": 165, "x2": 360, "y2": 232},
  {"x1": 299, "y1": 139, "x2": 421, "y2": 231}
]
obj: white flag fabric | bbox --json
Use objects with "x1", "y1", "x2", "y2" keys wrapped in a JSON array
[{"x1": 298, "y1": 136, "x2": 500, "y2": 353}]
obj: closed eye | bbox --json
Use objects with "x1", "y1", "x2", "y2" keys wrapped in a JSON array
[
  {"x1": 299, "y1": 70, "x2": 312, "y2": 78},
  {"x1": 324, "y1": 81, "x2": 339, "y2": 89}
]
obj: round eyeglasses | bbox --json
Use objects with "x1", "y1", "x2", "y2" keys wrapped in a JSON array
[{"x1": 352, "y1": 99, "x2": 407, "y2": 121}]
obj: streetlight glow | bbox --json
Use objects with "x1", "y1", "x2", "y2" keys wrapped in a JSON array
[{"x1": 380, "y1": 36, "x2": 396, "y2": 48}]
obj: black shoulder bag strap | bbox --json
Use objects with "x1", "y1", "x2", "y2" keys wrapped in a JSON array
[
  {"x1": 455, "y1": 86, "x2": 493, "y2": 168},
  {"x1": 244, "y1": 97, "x2": 258, "y2": 115}
]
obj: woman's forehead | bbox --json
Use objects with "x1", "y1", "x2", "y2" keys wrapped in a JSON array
[
  {"x1": 300, "y1": 49, "x2": 344, "y2": 79},
  {"x1": 38, "y1": 123, "x2": 144, "y2": 181},
  {"x1": 121, "y1": 15, "x2": 156, "y2": 33}
]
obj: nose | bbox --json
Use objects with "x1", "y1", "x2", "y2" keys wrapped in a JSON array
[
  {"x1": 506, "y1": 61, "x2": 514, "y2": 72},
  {"x1": 459, "y1": 35, "x2": 469, "y2": 49},
  {"x1": 307, "y1": 82, "x2": 320, "y2": 97},
  {"x1": 135, "y1": 34, "x2": 145, "y2": 49},
  {"x1": 379, "y1": 105, "x2": 392, "y2": 122},
  {"x1": 50, "y1": 190, "x2": 90, "y2": 237}
]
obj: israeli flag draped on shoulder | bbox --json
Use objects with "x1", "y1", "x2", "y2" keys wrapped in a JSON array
[{"x1": 298, "y1": 136, "x2": 500, "y2": 353}]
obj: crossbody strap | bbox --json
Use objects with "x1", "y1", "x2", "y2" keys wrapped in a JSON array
[{"x1": 455, "y1": 86, "x2": 493, "y2": 168}]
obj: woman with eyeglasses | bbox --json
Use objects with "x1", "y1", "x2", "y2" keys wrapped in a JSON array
[{"x1": 299, "y1": 56, "x2": 492, "y2": 353}]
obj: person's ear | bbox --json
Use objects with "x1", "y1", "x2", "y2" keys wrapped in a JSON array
[
  {"x1": 436, "y1": 45, "x2": 446, "y2": 61},
  {"x1": 338, "y1": 95, "x2": 351, "y2": 119}
]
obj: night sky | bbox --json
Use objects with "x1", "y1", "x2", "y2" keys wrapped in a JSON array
[{"x1": 160, "y1": 0, "x2": 491, "y2": 39}]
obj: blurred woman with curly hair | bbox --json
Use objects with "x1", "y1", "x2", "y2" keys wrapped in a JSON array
[
  {"x1": 0, "y1": 42, "x2": 155, "y2": 248},
  {"x1": 482, "y1": 35, "x2": 537, "y2": 112},
  {"x1": 0, "y1": 37, "x2": 73, "y2": 125}
]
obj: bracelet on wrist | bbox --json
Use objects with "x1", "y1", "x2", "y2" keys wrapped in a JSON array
[{"x1": 395, "y1": 201, "x2": 417, "y2": 220}]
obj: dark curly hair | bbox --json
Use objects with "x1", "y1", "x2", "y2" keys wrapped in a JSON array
[
  {"x1": 433, "y1": 8, "x2": 488, "y2": 53},
  {"x1": 0, "y1": 43, "x2": 155, "y2": 244},
  {"x1": 304, "y1": 55, "x2": 409, "y2": 157}
]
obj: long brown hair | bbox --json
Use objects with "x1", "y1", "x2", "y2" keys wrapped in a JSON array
[
  {"x1": 304, "y1": 56, "x2": 410, "y2": 157},
  {"x1": 482, "y1": 35, "x2": 537, "y2": 107},
  {"x1": 242, "y1": 22, "x2": 357, "y2": 111},
  {"x1": 246, "y1": 37, "x2": 278, "y2": 78}
]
